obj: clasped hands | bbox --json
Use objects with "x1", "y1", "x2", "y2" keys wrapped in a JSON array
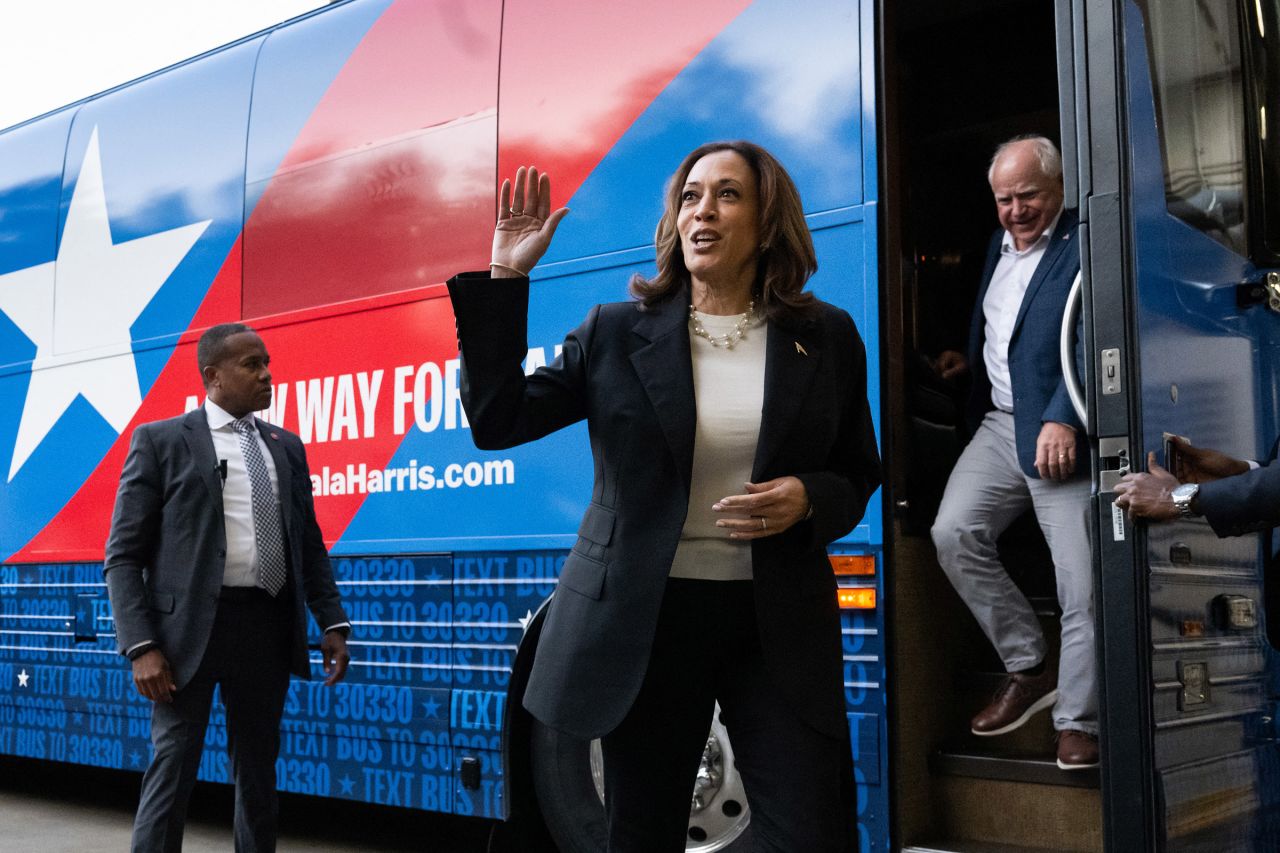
[{"x1": 713, "y1": 477, "x2": 812, "y2": 540}]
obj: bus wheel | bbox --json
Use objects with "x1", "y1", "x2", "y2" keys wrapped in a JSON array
[{"x1": 530, "y1": 703, "x2": 753, "y2": 852}]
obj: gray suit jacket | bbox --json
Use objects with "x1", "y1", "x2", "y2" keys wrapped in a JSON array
[
  {"x1": 103, "y1": 408, "x2": 348, "y2": 689},
  {"x1": 448, "y1": 273, "x2": 882, "y2": 740}
]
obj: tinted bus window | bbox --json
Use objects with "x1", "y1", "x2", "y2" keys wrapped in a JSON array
[
  {"x1": 1146, "y1": 0, "x2": 1247, "y2": 256},
  {"x1": 243, "y1": 0, "x2": 500, "y2": 319},
  {"x1": 0, "y1": 115, "x2": 73, "y2": 374},
  {"x1": 1243, "y1": 0, "x2": 1280, "y2": 260}
]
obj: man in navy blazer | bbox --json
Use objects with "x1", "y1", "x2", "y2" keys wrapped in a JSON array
[
  {"x1": 104, "y1": 323, "x2": 351, "y2": 852},
  {"x1": 930, "y1": 136, "x2": 1097, "y2": 769}
]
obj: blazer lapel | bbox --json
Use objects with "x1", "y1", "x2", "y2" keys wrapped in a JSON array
[
  {"x1": 181, "y1": 408, "x2": 224, "y2": 518},
  {"x1": 752, "y1": 314, "x2": 820, "y2": 481},
  {"x1": 1010, "y1": 211, "x2": 1077, "y2": 340},
  {"x1": 629, "y1": 294, "x2": 697, "y2": 495}
]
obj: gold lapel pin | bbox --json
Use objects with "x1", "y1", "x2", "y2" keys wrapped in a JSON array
[{"x1": 795, "y1": 342, "x2": 808, "y2": 356}]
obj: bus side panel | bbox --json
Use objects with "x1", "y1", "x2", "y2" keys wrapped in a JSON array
[
  {"x1": 449, "y1": 550, "x2": 560, "y2": 818},
  {"x1": 4, "y1": 39, "x2": 262, "y2": 564},
  {"x1": 243, "y1": 0, "x2": 499, "y2": 319},
  {"x1": 1121, "y1": 0, "x2": 1280, "y2": 845},
  {"x1": 0, "y1": 113, "x2": 76, "y2": 559},
  {"x1": 2, "y1": 0, "x2": 391, "y2": 565}
]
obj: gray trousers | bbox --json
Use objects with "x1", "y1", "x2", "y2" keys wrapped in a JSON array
[{"x1": 931, "y1": 410, "x2": 1097, "y2": 734}]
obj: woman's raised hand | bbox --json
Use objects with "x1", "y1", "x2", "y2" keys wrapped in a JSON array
[{"x1": 491, "y1": 166, "x2": 570, "y2": 278}]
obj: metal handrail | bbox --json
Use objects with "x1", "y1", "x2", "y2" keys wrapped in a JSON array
[{"x1": 1060, "y1": 270, "x2": 1087, "y2": 425}]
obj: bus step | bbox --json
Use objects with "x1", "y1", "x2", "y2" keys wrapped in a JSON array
[
  {"x1": 904, "y1": 842, "x2": 1091, "y2": 853},
  {"x1": 930, "y1": 744, "x2": 1099, "y2": 788}
]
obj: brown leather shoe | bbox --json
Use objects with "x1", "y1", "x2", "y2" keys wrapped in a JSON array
[
  {"x1": 1056, "y1": 729, "x2": 1099, "y2": 770},
  {"x1": 970, "y1": 668, "x2": 1057, "y2": 736}
]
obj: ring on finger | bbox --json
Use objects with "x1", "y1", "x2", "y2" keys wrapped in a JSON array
[{"x1": 760, "y1": 517, "x2": 767, "y2": 530}]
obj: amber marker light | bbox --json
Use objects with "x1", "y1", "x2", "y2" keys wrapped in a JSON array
[
  {"x1": 837, "y1": 587, "x2": 877, "y2": 610},
  {"x1": 829, "y1": 554, "x2": 876, "y2": 576}
]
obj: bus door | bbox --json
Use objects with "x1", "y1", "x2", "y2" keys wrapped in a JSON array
[{"x1": 1064, "y1": 0, "x2": 1280, "y2": 849}]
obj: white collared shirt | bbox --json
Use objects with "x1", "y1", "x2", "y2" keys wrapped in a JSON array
[
  {"x1": 206, "y1": 399, "x2": 280, "y2": 587},
  {"x1": 982, "y1": 209, "x2": 1064, "y2": 412}
]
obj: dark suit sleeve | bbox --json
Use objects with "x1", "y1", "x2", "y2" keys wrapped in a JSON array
[
  {"x1": 447, "y1": 272, "x2": 593, "y2": 449},
  {"x1": 103, "y1": 425, "x2": 163, "y2": 655},
  {"x1": 287, "y1": 436, "x2": 349, "y2": 631},
  {"x1": 1197, "y1": 461, "x2": 1280, "y2": 537},
  {"x1": 794, "y1": 311, "x2": 883, "y2": 549}
]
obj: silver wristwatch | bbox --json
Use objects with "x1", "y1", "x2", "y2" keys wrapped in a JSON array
[{"x1": 1171, "y1": 482, "x2": 1199, "y2": 518}]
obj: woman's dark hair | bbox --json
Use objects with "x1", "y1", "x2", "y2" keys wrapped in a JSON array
[{"x1": 629, "y1": 140, "x2": 817, "y2": 319}]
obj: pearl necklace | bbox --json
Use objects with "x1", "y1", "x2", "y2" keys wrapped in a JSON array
[{"x1": 688, "y1": 300, "x2": 755, "y2": 349}]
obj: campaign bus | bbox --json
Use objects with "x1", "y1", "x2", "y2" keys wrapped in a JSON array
[{"x1": 0, "y1": 0, "x2": 1275, "y2": 850}]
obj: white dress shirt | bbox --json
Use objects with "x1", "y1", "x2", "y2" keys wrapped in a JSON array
[
  {"x1": 981, "y1": 209, "x2": 1064, "y2": 412},
  {"x1": 206, "y1": 399, "x2": 281, "y2": 588}
]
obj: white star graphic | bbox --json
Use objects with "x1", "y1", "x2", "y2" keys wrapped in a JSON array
[
  {"x1": 16, "y1": 668, "x2": 29, "y2": 687},
  {"x1": 518, "y1": 609, "x2": 534, "y2": 632},
  {"x1": 0, "y1": 126, "x2": 210, "y2": 481}
]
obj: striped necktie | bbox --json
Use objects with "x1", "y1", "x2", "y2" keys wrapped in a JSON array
[{"x1": 231, "y1": 417, "x2": 287, "y2": 596}]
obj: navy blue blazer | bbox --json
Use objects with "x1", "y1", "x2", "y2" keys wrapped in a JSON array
[
  {"x1": 448, "y1": 273, "x2": 882, "y2": 740},
  {"x1": 1198, "y1": 439, "x2": 1280, "y2": 537},
  {"x1": 964, "y1": 210, "x2": 1083, "y2": 477}
]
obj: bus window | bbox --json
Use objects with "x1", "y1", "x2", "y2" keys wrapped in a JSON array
[
  {"x1": 242, "y1": 0, "x2": 501, "y2": 319},
  {"x1": 1243, "y1": 0, "x2": 1280, "y2": 261},
  {"x1": 0, "y1": 115, "x2": 73, "y2": 374},
  {"x1": 1145, "y1": 0, "x2": 1247, "y2": 256}
]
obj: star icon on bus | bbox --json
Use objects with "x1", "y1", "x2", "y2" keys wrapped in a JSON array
[{"x1": 0, "y1": 126, "x2": 209, "y2": 481}]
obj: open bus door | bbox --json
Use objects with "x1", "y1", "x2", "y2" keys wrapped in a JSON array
[{"x1": 1063, "y1": 0, "x2": 1280, "y2": 849}]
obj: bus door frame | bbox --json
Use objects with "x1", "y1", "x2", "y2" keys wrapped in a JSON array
[{"x1": 1057, "y1": 0, "x2": 1155, "y2": 848}]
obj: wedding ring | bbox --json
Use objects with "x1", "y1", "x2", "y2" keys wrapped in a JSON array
[{"x1": 760, "y1": 517, "x2": 767, "y2": 530}]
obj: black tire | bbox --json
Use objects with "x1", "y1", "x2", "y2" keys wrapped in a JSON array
[
  {"x1": 529, "y1": 715, "x2": 754, "y2": 852},
  {"x1": 529, "y1": 720, "x2": 609, "y2": 853}
]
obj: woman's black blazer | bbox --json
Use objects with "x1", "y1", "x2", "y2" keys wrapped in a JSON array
[{"x1": 447, "y1": 272, "x2": 881, "y2": 740}]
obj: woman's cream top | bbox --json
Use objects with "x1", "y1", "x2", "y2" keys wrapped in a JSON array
[{"x1": 667, "y1": 310, "x2": 767, "y2": 581}]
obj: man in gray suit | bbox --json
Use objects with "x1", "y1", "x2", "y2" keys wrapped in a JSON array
[{"x1": 104, "y1": 322, "x2": 351, "y2": 852}]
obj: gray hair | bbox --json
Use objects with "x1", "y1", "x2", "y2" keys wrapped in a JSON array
[{"x1": 987, "y1": 135, "x2": 1063, "y2": 185}]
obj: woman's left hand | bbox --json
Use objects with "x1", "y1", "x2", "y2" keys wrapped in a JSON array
[{"x1": 713, "y1": 476, "x2": 811, "y2": 539}]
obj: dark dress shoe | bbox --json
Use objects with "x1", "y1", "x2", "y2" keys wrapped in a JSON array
[
  {"x1": 1056, "y1": 729, "x2": 1099, "y2": 769},
  {"x1": 970, "y1": 668, "x2": 1057, "y2": 736}
]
